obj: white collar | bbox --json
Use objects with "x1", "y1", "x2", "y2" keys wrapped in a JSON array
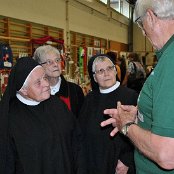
[
  {"x1": 16, "y1": 93, "x2": 40, "y2": 106},
  {"x1": 100, "y1": 81, "x2": 120, "y2": 94},
  {"x1": 50, "y1": 76, "x2": 61, "y2": 95}
]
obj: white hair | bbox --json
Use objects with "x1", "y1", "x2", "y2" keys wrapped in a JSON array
[
  {"x1": 135, "y1": 0, "x2": 174, "y2": 20},
  {"x1": 92, "y1": 56, "x2": 114, "y2": 73},
  {"x1": 33, "y1": 45, "x2": 60, "y2": 64}
]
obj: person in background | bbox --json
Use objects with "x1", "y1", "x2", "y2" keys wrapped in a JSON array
[
  {"x1": 127, "y1": 52, "x2": 146, "y2": 93},
  {"x1": 33, "y1": 45, "x2": 84, "y2": 117},
  {"x1": 152, "y1": 54, "x2": 158, "y2": 69},
  {"x1": 0, "y1": 57, "x2": 86, "y2": 174},
  {"x1": 79, "y1": 54, "x2": 138, "y2": 174},
  {"x1": 106, "y1": 51, "x2": 121, "y2": 81},
  {"x1": 101, "y1": 0, "x2": 174, "y2": 173},
  {"x1": 117, "y1": 55, "x2": 128, "y2": 86}
]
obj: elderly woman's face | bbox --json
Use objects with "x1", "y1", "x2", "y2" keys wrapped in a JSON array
[
  {"x1": 25, "y1": 67, "x2": 50, "y2": 102},
  {"x1": 94, "y1": 59, "x2": 117, "y2": 90},
  {"x1": 42, "y1": 52, "x2": 62, "y2": 78}
]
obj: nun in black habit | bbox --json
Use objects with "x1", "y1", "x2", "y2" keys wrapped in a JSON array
[
  {"x1": 0, "y1": 57, "x2": 85, "y2": 174},
  {"x1": 79, "y1": 54, "x2": 138, "y2": 174}
]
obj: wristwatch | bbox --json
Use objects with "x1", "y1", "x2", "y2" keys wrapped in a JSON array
[{"x1": 120, "y1": 122, "x2": 136, "y2": 136}]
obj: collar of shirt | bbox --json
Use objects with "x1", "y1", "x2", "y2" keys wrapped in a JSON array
[
  {"x1": 50, "y1": 76, "x2": 61, "y2": 95},
  {"x1": 16, "y1": 93, "x2": 40, "y2": 106},
  {"x1": 99, "y1": 81, "x2": 120, "y2": 94},
  {"x1": 156, "y1": 34, "x2": 174, "y2": 61}
]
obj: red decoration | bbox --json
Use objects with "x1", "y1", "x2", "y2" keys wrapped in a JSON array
[{"x1": 32, "y1": 36, "x2": 64, "y2": 45}]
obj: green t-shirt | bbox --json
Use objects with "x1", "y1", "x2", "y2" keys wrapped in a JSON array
[{"x1": 135, "y1": 35, "x2": 174, "y2": 174}]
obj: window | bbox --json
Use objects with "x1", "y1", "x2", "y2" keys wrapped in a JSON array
[
  {"x1": 100, "y1": 0, "x2": 107, "y2": 4},
  {"x1": 99, "y1": 0, "x2": 130, "y2": 18}
]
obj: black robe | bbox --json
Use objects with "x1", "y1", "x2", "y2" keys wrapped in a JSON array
[
  {"x1": 79, "y1": 86, "x2": 138, "y2": 174},
  {"x1": 7, "y1": 96, "x2": 85, "y2": 174}
]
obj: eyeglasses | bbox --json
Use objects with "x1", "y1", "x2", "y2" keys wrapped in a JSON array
[
  {"x1": 135, "y1": 16, "x2": 146, "y2": 36},
  {"x1": 135, "y1": 16, "x2": 144, "y2": 30},
  {"x1": 41, "y1": 58, "x2": 62, "y2": 66},
  {"x1": 94, "y1": 65, "x2": 115, "y2": 75}
]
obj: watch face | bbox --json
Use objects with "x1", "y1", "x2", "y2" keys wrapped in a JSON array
[
  {"x1": 121, "y1": 126, "x2": 127, "y2": 135},
  {"x1": 121, "y1": 122, "x2": 135, "y2": 136}
]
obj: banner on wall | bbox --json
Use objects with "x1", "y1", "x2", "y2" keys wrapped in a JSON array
[
  {"x1": 0, "y1": 43, "x2": 13, "y2": 69},
  {"x1": 78, "y1": 47, "x2": 87, "y2": 77},
  {"x1": 87, "y1": 47, "x2": 93, "y2": 65}
]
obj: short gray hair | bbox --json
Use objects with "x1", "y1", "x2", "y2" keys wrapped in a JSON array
[
  {"x1": 92, "y1": 56, "x2": 114, "y2": 73},
  {"x1": 33, "y1": 45, "x2": 60, "y2": 64},
  {"x1": 135, "y1": 0, "x2": 174, "y2": 20}
]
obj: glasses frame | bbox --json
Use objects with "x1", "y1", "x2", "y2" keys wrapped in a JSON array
[
  {"x1": 40, "y1": 57, "x2": 62, "y2": 66},
  {"x1": 94, "y1": 65, "x2": 116, "y2": 76},
  {"x1": 135, "y1": 16, "x2": 144, "y2": 30}
]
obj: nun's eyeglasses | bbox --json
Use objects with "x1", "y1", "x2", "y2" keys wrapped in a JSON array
[
  {"x1": 41, "y1": 58, "x2": 62, "y2": 66},
  {"x1": 94, "y1": 65, "x2": 115, "y2": 75}
]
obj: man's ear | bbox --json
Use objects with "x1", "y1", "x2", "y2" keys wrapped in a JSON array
[{"x1": 146, "y1": 9, "x2": 157, "y2": 26}]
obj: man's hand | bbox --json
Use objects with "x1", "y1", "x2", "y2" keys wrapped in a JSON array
[
  {"x1": 101, "y1": 109, "x2": 119, "y2": 136},
  {"x1": 101, "y1": 102, "x2": 138, "y2": 136},
  {"x1": 116, "y1": 101, "x2": 137, "y2": 130}
]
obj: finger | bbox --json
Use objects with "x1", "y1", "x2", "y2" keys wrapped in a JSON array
[
  {"x1": 100, "y1": 118, "x2": 116, "y2": 127},
  {"x1": 117, "y1": 101, "x2": 122, "y2": 115},
  {"x1": 103, "y1": 109, "x2": 118, "y2": 116},
  {"x1": 110, "y1": 127, "x2": 119, "y2": 137},
  {"x1": 117, "y1": 101, "x2": 121, "y2": 109}
]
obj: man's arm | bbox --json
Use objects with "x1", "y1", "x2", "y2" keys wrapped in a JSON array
[
  {"x1": 101, "y1": 104, "x2": 174, "y2": 170},
  {"x1": 127, "y1": 124, "x2": 174, "y2": 170}
]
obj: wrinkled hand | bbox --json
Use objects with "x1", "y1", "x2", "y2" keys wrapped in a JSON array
[
  {"x1": 116, "y1": 160, "x2": 129, "y2": 174},
  {"x1": 101, "y1": 102, "x2": 137, "y2": 136},
  {"x1": 116, "y1": 101, "x2": 137, "y2": 131},
  {"x1": 101, "y1": 109, "x2": 119, "y2": 136}
]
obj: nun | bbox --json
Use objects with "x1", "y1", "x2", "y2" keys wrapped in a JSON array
[
  {"x1": 0, "y1": 57, "x2": 85, "y2": 174},
  {"x1": 79, "y1": 54, "x2": 138, "y2": 174}
]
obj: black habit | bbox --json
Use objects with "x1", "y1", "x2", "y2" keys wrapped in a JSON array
[
  {"x1": 79, "y1": 85, "x2": 138, "y2": 174},
  {"x1": 0, "y1": 57, "x2": 85, "y2": 174},
  {"x1": 7, "y1": 96, "x2": 84, "y2": 174}
]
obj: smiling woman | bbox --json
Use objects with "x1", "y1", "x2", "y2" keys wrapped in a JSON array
[
  {"x1": 0, "y1": 57, "x2": 86, "y2": 174},
  {"x1": 20, "y1": 66, "x2": 50, "y2": 102}
]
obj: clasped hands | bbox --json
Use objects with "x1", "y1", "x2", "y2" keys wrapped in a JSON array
[{"x1": 101, "y1": 101, "x2": 138, "y2": 136}]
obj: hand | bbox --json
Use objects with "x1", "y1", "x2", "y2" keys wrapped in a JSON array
[
  {"x1": 101, "y1": 102, "x2": 137, "y2": 136},
  {"x1": 116, "y1": 160, "x2": 129, "y2": 174},
  {"x1": 101, "y1": 109, "x2": 119, "y2": 136},
  {"x1": 117, "y1": 102, "x2": 138, "y2": 118},
  {"x1": 116, "y1": 101, "x2": 137, "y2": 131}
]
